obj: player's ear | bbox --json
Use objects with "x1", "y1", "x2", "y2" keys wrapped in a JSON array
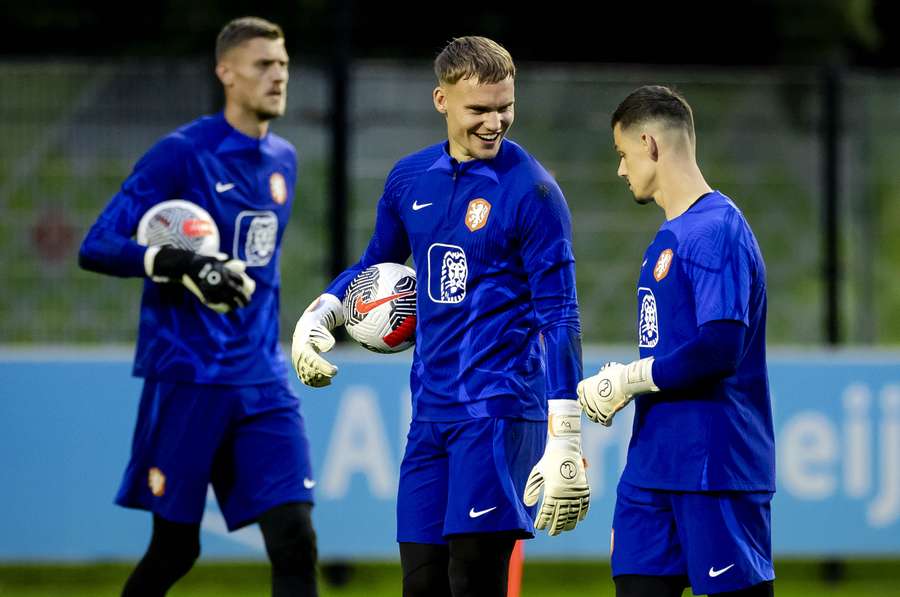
[
  {"x1": 641, "y1": 133, "x2": 660, "y2": 162},
  {"x1": 216, "y1": 62, "x2": 233, "y2": 87},
  {"x1": 433, "y1": 86, "x2": 448, "y2": 116}
]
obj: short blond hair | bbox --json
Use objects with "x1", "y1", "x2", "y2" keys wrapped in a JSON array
[{"x1": 434, "y1": 36, "x2": 515, "y2": 85}]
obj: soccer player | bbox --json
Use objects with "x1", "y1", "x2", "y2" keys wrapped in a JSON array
[
  {"x1": 291, "y1": 36, "x2": 589, "y2": 597},
  {"x1": 577, "y1": 85, "x2": 775, "y2": 597},
  {"x1": 78, "y1": 17, "x2": 318, "y2": 597}
]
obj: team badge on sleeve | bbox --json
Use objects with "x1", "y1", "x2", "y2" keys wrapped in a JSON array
[
  {"x1": 653, "y1": 249, "x2": 674, "y2": 282},
  {"x1": 269, "y1": 172, "x2": 287, "y2": 204},
  {"x1": 233, "y1": 210, "x2": 278, "y2": 266},
  {"x1": 428, "y1": 243, "x2": 468, "y2": 303},
  {"x1": 465, "y1": 198, "x2": 492, "y2": 232},
  {"x1": 638, "y1": 287, "x2": 659, "y2": 348}
]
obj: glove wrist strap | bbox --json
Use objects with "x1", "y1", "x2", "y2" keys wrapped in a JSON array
[
  {"x1": 300, "y1": 293, "x2": 345, "y2": 331},
  {"x1": 624, "y1": 357, "x2": 660, "y2": 395},
  {"x1": 143, "y1": 246, "x2": 169, "y2": 281},
  {"x1": 547, "y1": 398, "x2": 581, "y2": 442}
]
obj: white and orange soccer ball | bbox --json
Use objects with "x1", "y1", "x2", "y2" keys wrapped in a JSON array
[
  {"x1": 136, "y1": 199, "x2": 220, "y2": 255},
  {"x1": 342, "y1": 263, "x2": 417, "y2": 353}
]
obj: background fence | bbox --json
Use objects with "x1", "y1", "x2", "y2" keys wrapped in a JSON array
[{"x1": 2, "y1": 60, "x2": 898, "y2": 346}]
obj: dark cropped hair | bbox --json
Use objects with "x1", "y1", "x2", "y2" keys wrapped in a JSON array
[
  {"x1": 215, "y1": 17, "x2": 284, "y2": 62},
  {"x1": 434, "y1": 36, "x2": 516, "y2": 85},
  {"x1": 611, "y1": 85, "x2": 695, "y2": 141}
]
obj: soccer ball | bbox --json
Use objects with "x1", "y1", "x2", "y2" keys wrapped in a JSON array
[
  {"x1": 342, "y1": 263, "x2": 417, "y2": 353},
  {"x1": 136, "y1": 199, "x2": 220, "y2": 255}
]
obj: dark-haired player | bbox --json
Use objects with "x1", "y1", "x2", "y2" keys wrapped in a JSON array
[{"x1": 578, "y1": 85, "x2": 775, "y2": 597}]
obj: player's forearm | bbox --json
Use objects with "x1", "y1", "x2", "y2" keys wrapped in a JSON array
[
  {"x1": 542, "y1": 323, "x2": 583, "y2": 400},
  {"x1": 78, "y1": 224, "x2": 147, "y2": 278},
  {"x1": 651, "y1": 319, "x2": 746, "y2": 391}
]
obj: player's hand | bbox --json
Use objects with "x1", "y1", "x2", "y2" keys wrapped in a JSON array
[
  {"x1": 523, "y1": 399, "x2": 590, "y2": 536},
  {"x1": 291, "y1": 294, "x2": 344, "y2": 387},
  {"x1": 577, "y1": 358, "x2": 658, "y2": 427},
  {"x1": 145, "y1": 246, "x2": 255, "y2": 313}
]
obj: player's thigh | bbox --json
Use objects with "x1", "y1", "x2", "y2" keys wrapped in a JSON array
[
  {"x1": 443, "y1": 418, "x2": 544, "y2": 538},
  {"x1": 214, "y1": 382, "x2": 314, "y2": 530},
  {"x1": 399, "y1": 542, "x2": 451, "y2": 597},
  {"x1": 116, "y1": 380, "x2": 233, "y2": 523},
  {"x1": 397, "y1": 421, "x2": 450, "y2": 544},
  {"x1": 611, "y1": 481, "x2": 687, "y2": 579},
  {"x1": 672, "y1": 490, "x2": 774, "y2": 595}
]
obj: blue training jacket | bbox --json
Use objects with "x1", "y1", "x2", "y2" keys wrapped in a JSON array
[
  {"x1": 326, "y1": 139, "x2": 583, "y2": 422},
  {"x1": 79, "y1": 113, "x2": 296, "y2": 385}
]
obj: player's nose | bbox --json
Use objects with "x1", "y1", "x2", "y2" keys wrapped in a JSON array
[{"x1": 484, "y1": 111, "x2": 502, "y2": 131}]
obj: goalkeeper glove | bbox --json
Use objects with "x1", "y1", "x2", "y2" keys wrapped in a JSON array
[
  {"x1": 292, "y1": 294, "x2": 344, "y2": 387},
  {"x1": 577, "y1": 358, "x2": 658, "y2": 427},
  {"x1": 523, "y1": 399, "x2": 590, "y2": 536},
  {"x1": 144, "y1": 246, "x2": 255, "y2": 313}
]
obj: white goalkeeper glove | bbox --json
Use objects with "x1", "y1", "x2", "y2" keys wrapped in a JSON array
[
  {"x1": 144, "y1": 246, "x2": 255, "y2": 313},
  {"x1": 291, "y1": 294, "x2": 344, "y2": 388},
  {"x1": 523, "y1": 399, "x2": 590, "y2": 536},
  {"x1": 577, "y1": 357, "x2": 659, "y2": 427}
]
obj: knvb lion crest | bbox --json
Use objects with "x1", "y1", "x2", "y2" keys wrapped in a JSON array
[
  {"x1": 245, "y1": 214, "x2": 277, "y2": 266},
  {"x1": 638, "y1": 287, "x2": 659, "y2": 348},
  {"x1": 465, "y1": 198, "x2": 491, "y2": 232},
  {"x1": 233, "y1": 210, "x2": 278, "y2": 267},
  {"x1": 427, "y1": 243, "x2": 468, "y2": 304}
]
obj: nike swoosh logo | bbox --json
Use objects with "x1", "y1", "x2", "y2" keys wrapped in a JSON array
[
  {"x1": 355, "y1": 291, "x2": 415, "y2": 314},
  {"x1": 708, "y1": 564, "x2": 735, "y2": 578},
  {"x1": 412, "y1": 201, "x2": 433, "y2": 211},
  {"x1": 215, "y1": 182, "x2": 235, "y2": 193},
  {"x1": 468, "y1": 506, "x2": 497, "y2": 518},
  {"x1": 303, "y1": 478, "x2": 316, "y2": 489}
]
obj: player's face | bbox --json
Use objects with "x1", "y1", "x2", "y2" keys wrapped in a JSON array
[
  {"x1": 219, "y1": 37, "x2": 289, "y2": 121},
  {"x1": 434, "y1": 76, "x2": 515, "y2": 161},
  {"x1": 613, "y1": 123, "x2": 656, "y2": 205}
]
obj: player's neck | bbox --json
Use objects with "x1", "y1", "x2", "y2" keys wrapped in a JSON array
[
  {"x1": 656, "y1": 162, "x2": 712, "y2": 220},
  {"x1": 223, "y1": 105, "x2": 270, "y2": 139}
]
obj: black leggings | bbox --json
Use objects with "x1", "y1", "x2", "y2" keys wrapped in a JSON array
[
  {"x1": 121, "y1": 503, "x2": 318, "y2": 597},
  {"x1": 614, "y1": 574, "x2": 774, "y2": 597},
  {"x1": 121, "y1": 515, "x2": 201, "y2": 597},
  {"x1": 400, "y1": 532, "x2": 519, "y2": 597}
]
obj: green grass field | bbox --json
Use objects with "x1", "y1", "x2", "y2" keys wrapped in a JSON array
[{"x1": 1, "y1": 560, "x2": 899, "y2": 596}]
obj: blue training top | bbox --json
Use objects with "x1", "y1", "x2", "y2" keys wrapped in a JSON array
[
  {"x1": 624, "y1": 191, "x2": 775, "y2": 492},
  {"x1": 79, "y1": 113, "x2": 296, "y2": 385},
  {"x1": 326, "y1": 140, "x2": 583, "y2": 422}
]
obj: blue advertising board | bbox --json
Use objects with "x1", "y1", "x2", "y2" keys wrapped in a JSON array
[{"x1": 0, "y1": 347, "x2": 898, "y2": 560}]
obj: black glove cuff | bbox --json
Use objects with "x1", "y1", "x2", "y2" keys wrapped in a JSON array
[{"x1": 151, "y1": 246, "x2": 195, "y2": 279}]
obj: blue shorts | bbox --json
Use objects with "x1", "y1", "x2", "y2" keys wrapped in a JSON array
[
  {"x1": 397, "y1": 418, "x2": 545, "y2": 544},
  {"x1": 611, "y1": 480, "x2": 774, "y2": 595},
  {"x1": 115, "y1": 378, "x2": 314, "y2": 531}
]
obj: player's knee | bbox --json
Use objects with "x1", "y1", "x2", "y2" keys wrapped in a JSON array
[
  {"x1": 151, "y1": 516, "x2": 201, "y2": 572},
  {"x1": 402, "y1": 561, "x2": 449, "y2": 597},
  {"x1": 259, "y1": 502, "x2": 318, "y2": 575},
  {"x1": 166, "y1": 539, "x2": 201, "y2": 577},
  {"x1": 448, "y1": 533, "x2": 517, "y2": 597}
]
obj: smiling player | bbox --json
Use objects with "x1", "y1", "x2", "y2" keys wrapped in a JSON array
[{"x1": 291, "y1": 36, "x2": 589, "y2": 597}]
